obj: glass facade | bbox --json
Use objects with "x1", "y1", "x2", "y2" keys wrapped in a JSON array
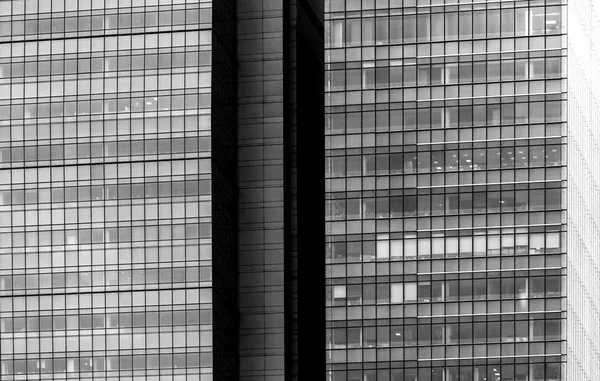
[
  {"x1": 566, "y1": 0, "x2": 600, "y2": 380},
  {"x1": 236, "y1": 1, "x2": 325, "y2": 380},
  {"x1": 236, "y1": 1, "x2": 289, "y2": 379},
  {"x1": 324, "y1": 1, "x2": 567, "y2": 380},
  {"x1": 4, "y1": 0, "x2": 595, "y2": 380},
  {"x1": 0, "y1": 0, "x2": 231, "y2": 380}
]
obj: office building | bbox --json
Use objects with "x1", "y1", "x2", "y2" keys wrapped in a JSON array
[
  {"x1": 0, "y1": 0, "x2": 238, "y2": 380},
  {"x1": 1, "y1": 0, "x2": 600, "y2": 381},
  {"x1": 324, "y1": 0, "x2": 598, "y2": 381},
  {"x1": 0, "y1": 0, "x2": 325, "y2": 380}
]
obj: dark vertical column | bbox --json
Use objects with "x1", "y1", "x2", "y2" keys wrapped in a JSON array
[
  {"x1": 211, "y1": 1, "x2": 238, "y2": 380},
  {"x1": 237, "y1": 1, "x2": 288, "y2": 380},
  {"x1": 237, "y1": 1, "x2": 324, "y2": 380},
  {"x1": 289, "y1": 1, "x2": 325, "y2": 381}
]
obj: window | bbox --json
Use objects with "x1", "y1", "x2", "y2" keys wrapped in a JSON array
[
  {"x1": 391, "y1": 283, "x2": 403, "y2": 303},
  {"x1": 346, "y1": 19, "x2": 361, "y2": 46},
  {"x1": 333, "y1": 285, "x2": 346, "y2": 301},
  {"x1": 487, "y1": 10, "x2": 500, "y2": 37},
  {"x1": 459, "y1": 12, "x2": 472, "y2": 39},
  {"x1": 417, "y1": 14, "x2": 430, "y2": 42},
  {"x1": 329, "y1": 20, "x2": 344, "y2": 47},
  {"x1": 403, "y1": 15, "x2": 416, "y2": 43},
  {"x1": 390, "y1": 16, "x2": 402, "y2": 43},
  {"x1": 375, "y1": 17, "x2": 388, "y2": 44},
  {"x1": 445, "y1": 13, "x2": 458, "y2": 39},
  {"x1": 363, "y1": 18, "x2": 374, "y2": 45},
  {"x1": 377, "y1": 235, "x2": 390, "y2": 259}
]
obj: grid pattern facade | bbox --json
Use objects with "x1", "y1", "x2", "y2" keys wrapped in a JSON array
[
  {"x1": 566, "y1": 0, "x2": 600, "y2": 379},
  {"x1": 236, "y1": 1, "x2": 325, "y2": 380},
  {"x1": 237, "y1": 0, "x2": 288, "y2": 379},
  {"x1": 324, "y1": 1, "x2": 567, "y2": 380},
  {"x1": 0, "y1": 1, "x2": 216, "y2": 380}
]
